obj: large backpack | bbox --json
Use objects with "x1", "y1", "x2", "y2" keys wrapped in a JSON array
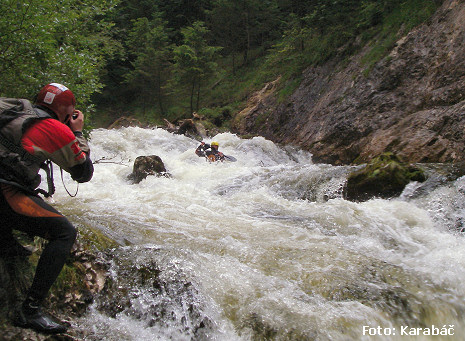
[{"x1": 0, "y1": 98, "x2": 55, "y2": 197}]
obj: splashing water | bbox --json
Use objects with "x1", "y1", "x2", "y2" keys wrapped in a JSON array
[{"x1": 50, "y1": 127, "x2": 465, "y2": 340}]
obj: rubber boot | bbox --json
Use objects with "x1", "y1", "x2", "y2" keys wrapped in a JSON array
[{"x1": 13, "y1": 296, "x2": 67, "y2": 334}]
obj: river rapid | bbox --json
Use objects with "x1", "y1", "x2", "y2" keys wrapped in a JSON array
[{"x1": 49, "y1": 127, "x2": 465, "y2": 340}]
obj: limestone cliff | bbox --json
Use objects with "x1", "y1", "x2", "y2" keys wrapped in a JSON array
[{"x1": 234, "y1": 0, "x2": 465, "y2": 165}]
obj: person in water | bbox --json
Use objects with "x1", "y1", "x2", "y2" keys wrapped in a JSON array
[
  {"x1": 195, "y1": 141, "x2": 225, "y2": 162},
  {"x1": 0, "y1": 83, "x2": 94, "y2": 334}
]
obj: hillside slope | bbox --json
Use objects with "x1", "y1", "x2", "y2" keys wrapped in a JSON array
[{"x1": 234, "y1": 0, "x2": 465, "y2": 165}]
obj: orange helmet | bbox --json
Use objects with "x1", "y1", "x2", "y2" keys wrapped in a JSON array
[{"x1": 36, "y1": 83, "x2": 76, "y2": 122}]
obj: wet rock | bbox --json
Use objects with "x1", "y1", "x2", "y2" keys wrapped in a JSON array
[
  {"x1": 108, "y1": 116, "x2": 143, "y2": 129},
  {"x1": 343, "y1": 153, "x2": 426, "y2": 201},
  {"x1": 177, "y1": 119, "x2": 198, "y2": 136},
  {"x1": 193, "y1": 121, "x2": 208, "y2": 138},
  {"x1": 93, "y1": 246, "x2": 215, "y2": 339},
  {"x1": 127, "y1": 155, "x2": 170, "y2": 184},
  {"x1": 0, "y1": 230, "x2": 113, "y2": 339},
  {"x1": 402, "y1": 162, "x2": 465, "y2": 200},
  {"x1": 234, "y1": 0, "x2": 465, "y2": 165},
  {"x1": 164, "y1": 117, "x2": 207, "y2": 139}
]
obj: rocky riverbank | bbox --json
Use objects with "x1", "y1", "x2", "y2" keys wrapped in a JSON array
[
  {"x1": 0, "y1": 228, "x2": 116, "y2": 340},
  {"x1": 233, "y1": 0, "x2": 465, "y2": 166}
]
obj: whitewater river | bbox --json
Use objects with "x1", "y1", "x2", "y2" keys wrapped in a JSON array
[{"x1": 49, "y1": 127, "x2": 465, "y2": 340}]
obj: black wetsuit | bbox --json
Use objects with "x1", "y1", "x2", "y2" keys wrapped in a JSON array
[
  {"x1": 0, "y1": 101, "x2": 93, "y2": 304},
  {"x1": 0, "y1": 186, "x2": 76, "y2": 301},
  {"x1": 195, "y1": 143, "x2": 224, "y2": 161}
]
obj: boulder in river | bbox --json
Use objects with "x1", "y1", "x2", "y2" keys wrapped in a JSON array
[
  {"x1": 343, "y1": 153, "x2": 426, "y2": 202},
  {"x1": 108, "y1": 116, "x2": 144, "y2": 129},
  {"x1": 128, "y1": 155, "x2": 169, "y2": 184}
]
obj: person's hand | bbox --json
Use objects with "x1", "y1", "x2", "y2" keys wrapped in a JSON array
[{"x1": 68, "y1": 110, "x2": 84, "y2": 132}]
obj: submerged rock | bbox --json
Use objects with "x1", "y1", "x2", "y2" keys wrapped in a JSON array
[
  {"x1": 343, "y1": 153, "x2": 426, "y2": 201},
  {"x1": 91, "y1": 246, "x2": 215, "y2": 340}
]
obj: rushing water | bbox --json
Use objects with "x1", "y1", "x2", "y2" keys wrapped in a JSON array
[{"x1": 48, "y1": 127, "x2": 465, "y2": 340}]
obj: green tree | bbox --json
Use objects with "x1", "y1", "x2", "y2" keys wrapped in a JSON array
[
  {"x1": 125, "y1": 15, "x2": 173, "y2": 116},
  {"x1": 209, "y1": 0, "x2": 280, "y2": 70},
  {"x1": 0, "y1": 0, "x2": 118, "y2": 110},
  {"x1": 156, "y1": 0, "x2": 212, "y2": 42},
  {"x1": 271, "y1": 13, "x2": 312, "y2": 57},
  {"x1": 172, "y1": 21, "x2": 221, "y2": 114},
  {"x1": 207, "y1": 0, "x2": 243, "y2": 74}
]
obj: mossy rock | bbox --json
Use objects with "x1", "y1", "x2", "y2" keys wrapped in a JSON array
[{"x1": 344, "y1": 153, "x2": 426, "y2": 201}]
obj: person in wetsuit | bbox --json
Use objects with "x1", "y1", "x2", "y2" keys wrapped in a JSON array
[
  {"x1": 0, "y1": 83, "x2": 93, "y2": 334},
  {"x1": 195, "y1": 141, "x2": 225, "y2": 162}
]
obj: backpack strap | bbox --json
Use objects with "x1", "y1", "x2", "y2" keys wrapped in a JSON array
[
  {"x1": 37, "y1": 160, "x2": 55, "y2": 197},
  {"x1": 34, "y1": 107, "x2": 53, "y2": 119}
]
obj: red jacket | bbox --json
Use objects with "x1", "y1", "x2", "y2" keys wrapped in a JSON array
[
  {"x1": 0, "y1": 98, "x2": 93, "y2": 192},
  {"x1": 21, "y1": 118, "x2": 93, "y2": 183}
]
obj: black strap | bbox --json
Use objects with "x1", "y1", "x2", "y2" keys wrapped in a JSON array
[
  {"x1": 60, "y1": 167, "x2": 78, "y2": 197},
  {"x1": 38, "y1": 160, "x2": 55, "y2": 197},
  {"x1": 0, "y1": 178, "x2": 38, "y2": 196},
  {"x1": 0, "y1": 161, "x2": 56, "y2": 198}
]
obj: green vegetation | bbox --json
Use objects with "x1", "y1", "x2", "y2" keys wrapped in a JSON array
[
  {"x1": 0, "y1": 0, "x2": 441, "y2": 127},
  {"x1": 345, "y1": 152, "x2": 426, "y2": 201},
  {"x1": 360, "y1": 0, "x2": 439, "y2": 74},
  {"x1": 0, "y1": 0, "x2": 118, "y2": 114}
]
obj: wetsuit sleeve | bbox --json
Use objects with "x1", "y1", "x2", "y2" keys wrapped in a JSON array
[
  {"x1": 68, "y1": 131, "x2": 93, "y2": 182},
  {"x1": 195, "y1": 145, "x2": 203, "y2": 156},
  {"x1": 21, "y1": 119, "x2": 93, "y2": 183},
  {"x1": 196, "y1": 143, "x2": 210, "y2": 157}
]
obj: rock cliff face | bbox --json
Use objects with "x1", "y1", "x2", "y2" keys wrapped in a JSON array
[{"x1": 234, "y1": 0, "x2": 465, "y2": 165}]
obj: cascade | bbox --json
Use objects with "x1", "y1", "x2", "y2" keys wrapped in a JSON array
[{"x1": 50, "y1": 127, "x2": 465, "y2": 340}]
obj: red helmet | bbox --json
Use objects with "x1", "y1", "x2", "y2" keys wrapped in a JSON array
[{"x1": 36, "y1": 83, "x2": 76, "y2": 122}]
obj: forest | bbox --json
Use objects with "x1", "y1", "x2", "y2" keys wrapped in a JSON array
[{"x1": 0, "y1": 0, "x2": 440, "y2": 128}]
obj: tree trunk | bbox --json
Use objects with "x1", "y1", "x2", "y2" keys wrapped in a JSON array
[
  {"x1": 232, "y1": 51, "x2": 236, "y2": 76},
  {"x1": 157, "y1": 70, "x2": 165, "y2": 115},
  {"x1": 243, "y1": 10, "x2": 250, "y2": 65},
  {"x1": 190, "y1": 78, "x2": 196, "y2": 114},
  {"x1": 196, "y1": 82, "x2": 201, "y2": 112}
]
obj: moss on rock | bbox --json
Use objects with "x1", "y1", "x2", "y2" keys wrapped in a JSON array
[{"x1": 344, "y1": 152, "x2": 426, "y2": 201}]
